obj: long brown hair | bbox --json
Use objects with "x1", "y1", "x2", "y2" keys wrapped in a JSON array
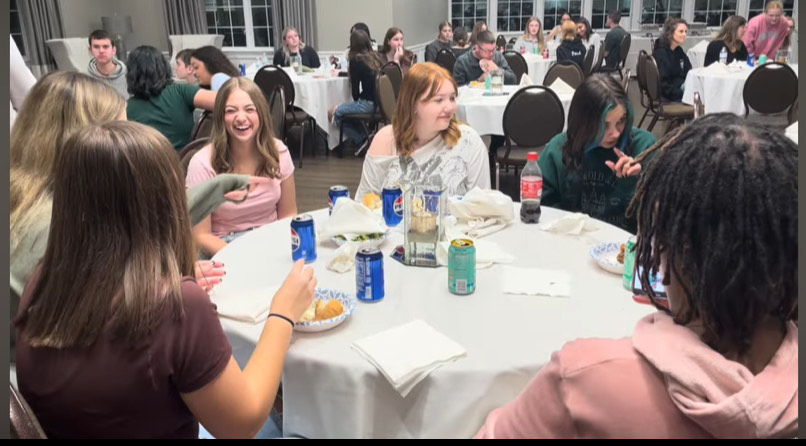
[
  {"x1": 521, "y1": 16, "x2": 546, "y2": 51},
  {"x1": 348, "y1": 29, "x2": 383, "y2": 72},
  {"x1": 469, "y1": 20, "x2": 487, "y2": 46},
  {"x1": 10, "y1": 71, "x2": 125, "y2": 254},
  {"x1": 714, "y1": 15, "x2": 747, "y2": 53},
  {"x1": 209, "y1": 77, "x2": 282, "y2": 178},
  {"x1": 393, "y1": 63, "x2": 462, "y2": 156},
  {"x1": 17, "y1": 122, "x2": 196, "y2": 348},
  {"x1": 380, "y1": 27, "x2": 414, "y2": 67}
]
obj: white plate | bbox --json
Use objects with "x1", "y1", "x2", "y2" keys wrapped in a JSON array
[
  {"x1": 330, "y1": 232, "x2": 389, "y2": 249},
  {"x1": 590, "y1": 242, "x2": 625, "y2": 275},
  {"x1": 294, "y1": 288, "x2": 357, "y2": 333}
]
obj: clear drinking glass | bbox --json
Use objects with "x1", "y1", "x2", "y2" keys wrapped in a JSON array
[
  {"x1": 403, "y1": 184, "x2": 444, "y2": 267},
  {"x1": 776, "y1": 49, "x2": 790, "y2": 64},
  {"x1": 490, "y1": 69, "x2": 504, "y2": 95}
]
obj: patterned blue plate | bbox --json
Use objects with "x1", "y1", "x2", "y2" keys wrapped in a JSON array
[
  {"x1": 590, "y1": 242, "x2": 624, "y2": 275},
  {"x1": 294, "y1": 288, "x2": 357, "y2": 333}
]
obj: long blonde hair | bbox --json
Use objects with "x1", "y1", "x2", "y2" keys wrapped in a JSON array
[
  {"x1": 10, "y1": 71, "x2": 125, "y2": 252},
  {"x1": 392, "y1": 63, "x2": 461, "y2": 156},
  {"x1": 522, "y1": 16, "x2": 546, "y2": 51},
  {"x1": 280, "y1": 26, "x2": 307, "y2": 65},
  {"x1": 209, "y1": 77, "x2": 282, "y2": 178}
]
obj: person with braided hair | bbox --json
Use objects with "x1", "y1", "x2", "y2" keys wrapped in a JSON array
[
  {"x1": 538, "y1": 74, "x2": 657, "y2": 233},
  {"x1": 476, "y1": 113, "x2": 798, "y2": 439}
]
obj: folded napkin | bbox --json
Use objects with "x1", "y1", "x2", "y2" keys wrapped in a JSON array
[
  {"x1": 499, "y1": 266, "x2": 571, "y2": 297},
  {"x1": 549, "y1": 78, "x2": 576, "y2": 95},
  {"x1": 446, "y1": 188, "x2": 515, "y2": 238},
  {"x1": 351, "y1": 319, "x2": 467, "y2": 397},
  {"x1": 786, "y1": 122, "x2": 798, "y2": 144},
  {"x1": 519, "y1": 73, "x2": 534, "y2": 86},
  {"x1": 436, "y1": 237, "x2": 514, "y2": 269},
  {"x1": 209, "y1": 286, "x2": 279, "y2": 323},
  {"x1": 538, "y1": 212, "x2": 599, "y2": 235},
  {"x1": 702, "y1": 61, "x2": 729, "y2": 74},
  {"x1": 318, "y1": 198, "x2": 388, "y2": 239},
  {"x1": 328, "y1": 241, "x2": 360, "y2": 273}
]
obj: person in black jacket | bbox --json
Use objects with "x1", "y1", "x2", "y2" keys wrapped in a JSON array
[
  {"x1": 272, "y1": 27, "x2": 321, "y2": 69},
  {"x1": 704, "y1": 16, "x2": 749, "y2": 66},
  {"x1": 556, "y1": 21, "x2": 587, "y2": 69},
  {"x1": 652, "y1": 17, "x2": 692, "y2": 102}
]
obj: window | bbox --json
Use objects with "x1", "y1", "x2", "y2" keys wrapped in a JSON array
[
  {"x1": 11, "y1": 0, "x2": 24, "y2": 56},
  {"x1": 543, "y1": 0, "x2": 582, "y2": 29},
  {"x1": 748, "y1": 0, "x2": 795, "y2": 19},
  {"x1": 693, "y1": 0, "x2": 737, "y2": 26},
  {"x1": 592, "y1": 0, "x2": 631, "y2": 29},
  {"x1": 497, "y1": 0, "x2": 535, "y2": 32},
  {"x1": 451, "y1": 0, "x2": 489, "y2": 30},
  {"x1": 205, "y1": 0, "x2": 275, "y2": 48},
  {"x1": 641, "y1": 0, "x2": 684, "y2": 25}
]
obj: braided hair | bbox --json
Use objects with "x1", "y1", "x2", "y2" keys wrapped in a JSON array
[{"x1": 626, "y1": 113, "x2": 797, "y2": 355}]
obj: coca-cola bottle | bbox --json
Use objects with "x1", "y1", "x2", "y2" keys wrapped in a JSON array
[{"x1": 520, "y1": 152, "x2": 543, "y2": 223}]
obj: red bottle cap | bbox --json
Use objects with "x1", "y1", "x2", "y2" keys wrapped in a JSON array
[{"x1": 527, "y1": 152, "x2": 538, "y2": 161}]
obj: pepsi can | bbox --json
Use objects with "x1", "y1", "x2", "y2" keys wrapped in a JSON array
[
  {"x1": 328, "y1": 185, "x2": 350, "y2": 215},
  {"x1": 290, "y1": 214, "x2": 317, "y2": 263},
  {"x1": 239, "y1": 63, "x2": 246, "y2": 76},
  {"x1": 382, "y1": 186, "x2": 403, "y2": 226},
  {"x1": 356, "y1": 248, "x2": 384, "y2": 302}
]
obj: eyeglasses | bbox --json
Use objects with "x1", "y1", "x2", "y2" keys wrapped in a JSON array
[{"x1": 477, "y1": 45, "x2": 496, "y2": 55}]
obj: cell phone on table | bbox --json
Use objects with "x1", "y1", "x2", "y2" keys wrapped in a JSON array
[{"x1": 632, "y1": 265, "x2": 668, "y2": 307}]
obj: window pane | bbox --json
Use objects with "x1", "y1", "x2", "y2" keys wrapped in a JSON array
[
  {"x1": 230, "y1": 8, "x2": 244, "y2": 27},
  {"x1": 206, "y1": 11, "x2": 216, "y2": 26},
  {"x1": 222, "y1": 29, "x2": 234, "y2": 47},
  {"x1": 233, "y1": 27, "x2": 246, "y2": 46},
  {"x1": 219, "y1": 10, "x2": 231, "y2": 27},
  {"x1": 11, "y1": 14, "x2": 20, "y2": 34},
  {"x1": 252, "y1": 8, "x2": 267, "y2": 27},
  {"x1": 254, "y1": 27, "x2": 270, "y2": 47}
]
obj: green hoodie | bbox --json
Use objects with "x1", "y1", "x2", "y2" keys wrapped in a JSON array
[{"x1": 538, "y1": 127, "x2": 657, "y2": 233}]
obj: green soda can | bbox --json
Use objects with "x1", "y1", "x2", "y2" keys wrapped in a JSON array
[
  {"x1": 622, "y1": 236, "x2": 637, "y2": 290},
  {"x1": 449, "y1": 239, "x2": 476, "y2": 295}
]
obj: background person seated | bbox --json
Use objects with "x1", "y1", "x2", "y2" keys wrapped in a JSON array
[
  {"x1": 512, "y1": 16, "x2": 546, "y2": 55},
  {"x1": 704, "y1": 16, "x2": 749, "y2": 66},
  {"x1": 556, "y1": 20, "x2": 587, "y2": 69},
  {"x1": 452, "y1": 30, "x2": 517, "y2": 86},
  {"x1": 425, "y1": 21, "x2": 454, "y2": 62},
  {"x1": 272, "y1": 27, "x2": 321, "y2": 69},
  {"x1": 742, "y1": 1, "x2": 791, "y2": 60},
  {"x1": 652, "y1": 18, "x2": 692, "y2": 102}
]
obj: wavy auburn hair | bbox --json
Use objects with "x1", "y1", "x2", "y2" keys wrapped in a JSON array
[
  {"x1": 209, "y1": 77, "x2": 282, "y2": 178},
  {"x1": 393, "y1": 62, "x2": 461, "y2": 156}
]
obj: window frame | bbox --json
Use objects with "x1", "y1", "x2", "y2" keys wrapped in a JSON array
[{"x1": 205, "y1": 0, "x2": 276, "y2": 51}]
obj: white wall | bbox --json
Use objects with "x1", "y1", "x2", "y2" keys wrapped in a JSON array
[
  {"x1": 314, "y1": 0, "x2": 393, "y2": 51},
  {"x1": 391, "y1": 0, "x2": 450, "y2": 48}
]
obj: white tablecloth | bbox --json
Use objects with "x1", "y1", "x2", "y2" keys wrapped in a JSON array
[
  {"x1": 686, "y1": 40, "x2": 709, "y2": 69},
  {"x1": 681, "y1": 64, "x2": 799, "y2": 116},
  {"x1": 786, "y1": 122, "x2": 798, "y2": 143},
  {"x1": 521, "y1": 53, "x2": 555, "y2": 84},
  {"x1": 456, "y1": 85, "x2": 573, "y2": 136},
  {"x1": 211, "y1": 206, "x2": 655, "y2": 439}
]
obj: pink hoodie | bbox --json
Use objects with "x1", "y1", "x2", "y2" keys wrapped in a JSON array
[
  {"x1": 742, "y1": 13, "x2": 790, "y2": 58},
  {"x1": 475, "y1": 312, "x2": 798, "y2": 439}
]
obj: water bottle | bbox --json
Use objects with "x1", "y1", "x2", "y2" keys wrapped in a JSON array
[
  {"x1": 520, "y1": 152, "x2": 543, "y2": 223},
  {"x1": 719, "y1": 47, "x2": 728, "y2": 65}
]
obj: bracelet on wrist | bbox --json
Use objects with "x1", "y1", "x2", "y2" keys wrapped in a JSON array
[{"x1": 268, "y1": 313, "x2": 294, "y2": 328}]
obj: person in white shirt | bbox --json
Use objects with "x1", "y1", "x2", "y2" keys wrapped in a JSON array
[{"x1": 356, "y1": 62, "x2": 490, "y2": 200}]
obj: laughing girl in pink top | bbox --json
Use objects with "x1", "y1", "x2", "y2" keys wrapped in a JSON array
[
  {"x1": 187, "y1": 77, "x2": 297, "y2": 257},
  {"x1": 476, "y1": 113, "x2": 798, "y2": 439}
]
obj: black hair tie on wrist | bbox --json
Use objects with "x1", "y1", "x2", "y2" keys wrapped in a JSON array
[{"x1": 268, "y1": 313, "x2": 295, "y2": 328}]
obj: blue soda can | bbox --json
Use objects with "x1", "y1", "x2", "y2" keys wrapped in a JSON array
[
  {"x1": 747, "y1": 54, "x2": 754, "y2": 67},
  {"x1": 356, "y1": 248, "x2": 385, "y2": 302},
  {"x1": 382, "y1": 186, "x2": 403, "y2": 226},
  {"x1": 239, "y1": 64, "x2": 247, "y2": 76},
  {"x1": 328, "y1": 185, "x2": 350, "y2": 215},
  {"x1": 290, "y1": 214, "x2": 317, "y2": 263}
]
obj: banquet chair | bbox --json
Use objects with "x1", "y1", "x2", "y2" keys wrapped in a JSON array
[
  {"x1": 581, "y1": 44, "x2": 596, "y2": 77},
  {"x1": 337, "y1": 72, "x2": 386, "y2": 156},
  {"x1": 435, "y1": 49, "x2": 457, "y2": 75},
  {"x1": 597, "y1": 33, "x2": 631, "y2": 79},
  {"x1": 543, "y1": 61, "x2": 585, "y2": 89},
  {"x1": 380, "y1": 61, "x2": 403, "y2": 98},
  {"x1": 179, "y1": 137, "x2": 211, "y2": 174},
  {"x1": 590, "y1": 41, "x2": 605, "y2": 74},
  {"x1": 503, "y1": 50, "x2": 529, "y2": 83},
  {"x1": 693, "y1": 92, "x2": 705, "y2": 119},
  {"x1": 496, "y1": 34, "x2": 507, "y2": 52},
  {"x1": 743, "y1": 62, "x2": 798, "y2": 127},
  {"x1": 269, "y1": 86, "x2": 287, "y2": 141},
  {"x1": 498, "y1": 85, "x2": 565, "y2": 175},
  {"x1": 635, "y1": 50, "x2": 653, "y2": 128},
  {"x1": 622, "y1": 68, "x2": 631, "y2": 92},
  {"x1": 644, "y1": 55, "x2": 694, "y2": 133},
  {"x1": 10, "y1": 383, "x2": 47, "y2": 439},
  {"x1": 190, "y1": 111, "x2": 213, "y2": 141},
  {"x1": 377, "y1": 74, "x2": 397, "y2": 122}
]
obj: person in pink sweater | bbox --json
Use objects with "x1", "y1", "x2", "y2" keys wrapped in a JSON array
[
  {"x1": 741, "y1": 1, "x2": 792, "y2": 59},
  {"x1": 475, "y1": 113, "x2": 798, "y2": 439}
]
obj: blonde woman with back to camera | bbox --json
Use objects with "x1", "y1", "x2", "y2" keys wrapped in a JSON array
[
  {"x1": 355, "y1": 62, "x2": 490, "y2": 200},
  {"x1": 15, "y1": 121, "x2": 316, "y2": 439}
]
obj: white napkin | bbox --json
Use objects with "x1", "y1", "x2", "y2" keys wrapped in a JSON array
[
  {"x1": 351, "y1": 319, "x2": 467, "y2": 397},
  {"x1": 446, "y1": 188, "x2": 515, "y2": 238},
  {"x1": 281, "y1": 66, "x2": 298, "y2": 79},
  {"x1": 328, "y1": 241, "x2": 360, "y2": 273},
  {"x1": 786, "y1": 122, "x2": 798, "y2": 144},
  {"x1": 209, "y1": 286, "x2": 279, "y2": 324},
  {"x1": 499, "y1": 266, "x2": 572, "y2": 297},
  {"x1": 519, "y1": 73, "x2": 534, "y2": 86},
  {"x1": 538, "y1": 212, "x2": 599, "y2": 235},
  {"x1": 702, "y1": 62, "x2": 729, "y2": 74},
  {"x1": 318, "y1": 198, "x2": 388, "y2": 239},
  {"x1": 549, "y1": 78, "x2": 576, "y2": 95},
  {"x1": 436, "y1": 237, "x2": 515, "y2": 269}
]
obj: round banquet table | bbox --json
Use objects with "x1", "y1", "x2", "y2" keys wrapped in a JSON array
[
  {"x1": 211, "y1": 205, "x2": 656, "y2": 439},
  {"x1": 681, "y1": 63, "x2": 799, "y2": 116},
  {"x1": 456, "y1": 85, "x2": 573, "y2": 136},
  {"x1": 521, "y1": 52, "x2": 555, "y2": 84}
]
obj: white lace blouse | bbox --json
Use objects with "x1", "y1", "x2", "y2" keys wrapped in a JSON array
[{"x1": 355, "y1": 124, "x2": 491, "y2": 200}]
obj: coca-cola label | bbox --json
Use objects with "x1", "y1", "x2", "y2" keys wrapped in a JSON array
[
  {"x1": 393, "y1": 195, "x2": 404, "y2": 217},
  {"x1": 521, "y1": 179, "x2": 543, "y2": 200},
  {"x1": 291, "y1": 229, "x2": 301, "y2": 252}
]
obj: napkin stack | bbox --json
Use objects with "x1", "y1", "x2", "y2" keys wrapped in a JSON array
[
  {"x1": 549, "y1": 78, "x2": 576, "y2": 95},
  {"x1": 446, "y1": 188, "x2": 515, "y2": 238},
  {"x1": 319, "y1": 198, "x2": 389, "y2": 273},
  {"x1": 702, "y1": 61, "x2": 729, "y2": 74},
  {"x1": 538, "y1": 212, "x2": 599, "y2": 235},
  {"x1": 351, "y1": 319, "x2": 467, "y2": 397},
  {"x1": 209, "y1": 286, "x2": 279, "y2": 323},
  {"x1": 519, "y1": 73, "x2": 534, "y2": 86},
  {"x1": 499, "y1": 266, "x2": 572, "y2": 297}
]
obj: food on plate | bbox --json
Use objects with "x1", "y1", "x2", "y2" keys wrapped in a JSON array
[
  {"x1": 298, "y1": 299, "x2": 345, "y2": 323},
  {"x1": 363, "y1": 193, "x2": 382, "y2": 210},
  {"x1": 469, "y1": 80, "x2": 483, "y2": 88},
  {"x1": 616, "y1": 244, "x2": 626, "y2": 264}
]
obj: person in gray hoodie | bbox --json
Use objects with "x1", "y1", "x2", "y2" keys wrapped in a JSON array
[{"x1": 87, "y1": 29, "x2": 129, "y2": 98}]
